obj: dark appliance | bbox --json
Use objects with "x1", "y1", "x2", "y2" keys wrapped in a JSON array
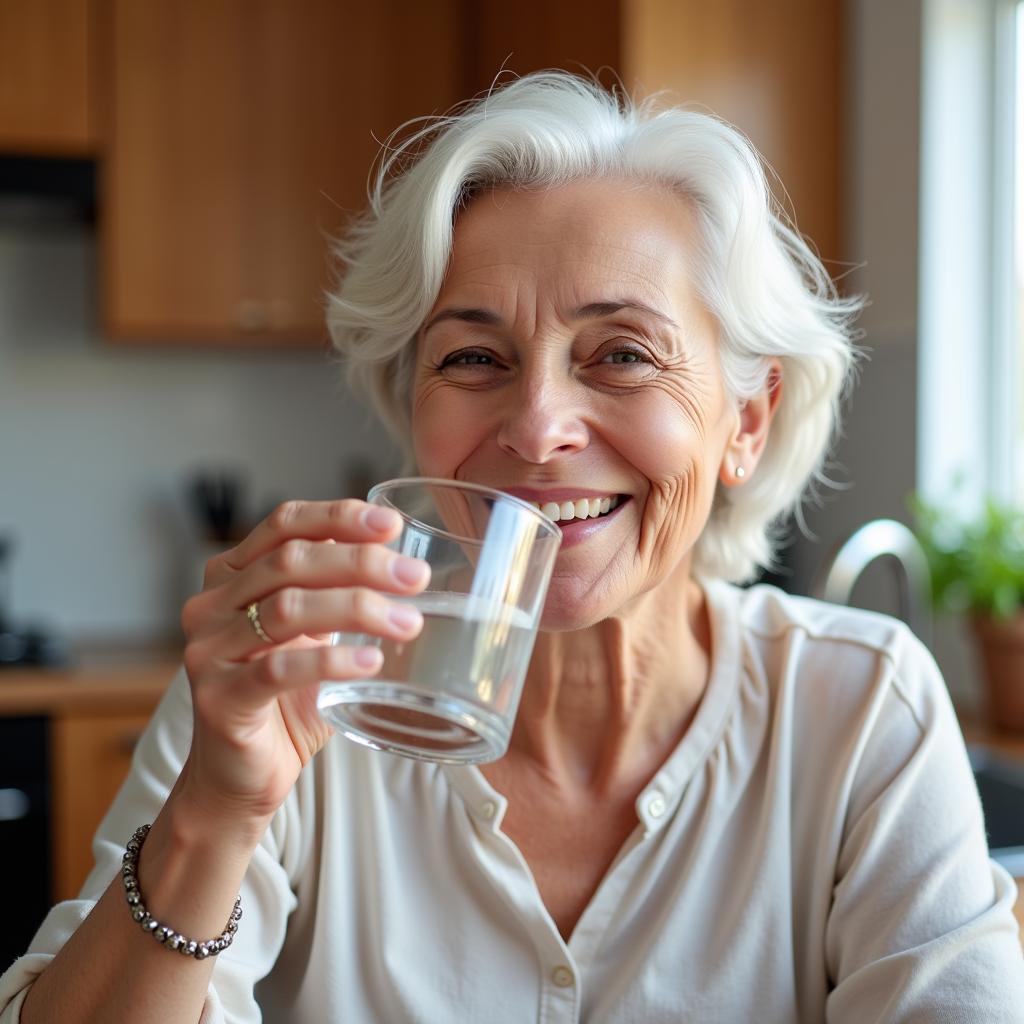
[{"x1": 0, "y1": 716, "x2": 51, "y2": 970}]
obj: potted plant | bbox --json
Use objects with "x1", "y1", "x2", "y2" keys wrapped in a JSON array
[{"x1": 912, "y1": 495, "x2": 1024, "y2": 732}]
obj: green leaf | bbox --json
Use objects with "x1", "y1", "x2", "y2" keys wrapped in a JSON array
[{"x1": 909, "y1": 490, "x2": 1024, "y2": 617}]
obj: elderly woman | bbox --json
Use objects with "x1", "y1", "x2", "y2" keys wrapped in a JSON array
[{"x1": 3, "y1": 72, "x2": 1022, "y2": 1023}]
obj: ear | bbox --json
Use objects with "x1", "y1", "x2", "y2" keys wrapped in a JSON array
[{"x1": 718, "y1": 360, "x2": 783, "y2": 486}]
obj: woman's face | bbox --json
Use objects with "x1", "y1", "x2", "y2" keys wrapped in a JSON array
[{"x1": 412, "y1": 178, "x2": 753, "y2": 630}]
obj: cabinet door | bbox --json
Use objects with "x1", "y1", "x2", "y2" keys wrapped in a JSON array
[
  {"x1": 50, "y1": 711, "x2": 152, "y2": 902},
  {"x1": 248, "y1": 1, "x2": 463, "y2": 340},
  {"x1": 621, "y1": 0, "x2": 841, "y2": 267},
  {"x1": 460, "y1": 0, "x2": 621, "y2": 98},
  {"x1": 0, "y1": 0, "x2": 96, "y2": 155},
  {"x1": 103, "y1": 0, "x2": 462, "y2": 344},
  {"x1": 103, "y1": 1, "x2": 250, "y2": 339}
]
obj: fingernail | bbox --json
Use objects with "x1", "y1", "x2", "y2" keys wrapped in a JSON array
[
  {"x1": 354, "y1": 646, "x2": 382, "y2": 669},
  {"x1": 392, "y1": 555, "x2": 429, "y2": 586},
  {"x1": 364, "y1": 506, "x2": 399, "y2": 532},
  {"x1": 388, "y1": 603, "x2": 423, "y2": 632}
]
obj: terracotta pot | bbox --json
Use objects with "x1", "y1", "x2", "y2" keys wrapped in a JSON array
[{"x1": 971, "y1": 612, "x2": 1024, "y2": 733}]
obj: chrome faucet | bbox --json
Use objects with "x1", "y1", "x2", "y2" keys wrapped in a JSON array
[{"x1": 810, "y1": 519, "x2": 933, "y2": 645}]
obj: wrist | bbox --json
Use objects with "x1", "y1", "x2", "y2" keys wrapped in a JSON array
[
  {"x1": 123, "y1": 825, "x2": 242, "y2": 958},
  {"x1": 170, "y1": 759, "x2": 276, "y2": 851},
  {"x1": 133, "y1": 797, "x2": 260, "y2": 942}
]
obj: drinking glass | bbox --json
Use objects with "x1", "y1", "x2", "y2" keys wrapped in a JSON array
[{"x1": 317, "y1": 478, "x2": 561, "y2": 764}]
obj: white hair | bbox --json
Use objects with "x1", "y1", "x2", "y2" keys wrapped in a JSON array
[{"x1": 327, "y1": 72, "x2": 862, "y2": 583}]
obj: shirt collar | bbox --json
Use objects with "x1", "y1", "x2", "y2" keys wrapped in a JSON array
[
  {"x1": 635, "y1": 577, "x2": 743, "y2": 833},
  {"x1": 443, "y1": 577, "x2": 743, "y2": 836}
]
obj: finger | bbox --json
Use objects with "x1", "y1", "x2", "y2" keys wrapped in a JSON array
[
  {"x1": 198, "y1": 586, "x2": 424, "y2": 663},
  {"x1": 225, "y1": 539, "x2": 430, "y2": 611},
  {"x1": 206, "y1": 499, "x2": 403, "y2": 587},
  {"x1": 180, "y1": 539, "x2": 429, "y2": 646},
  {"x1": 224, "y1": 640, "x2": 385, "y2": 714}
]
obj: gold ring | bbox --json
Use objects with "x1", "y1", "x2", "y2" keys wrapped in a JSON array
[{"x1": 246, "y1": 601, "x2": 274, "y2": 645}]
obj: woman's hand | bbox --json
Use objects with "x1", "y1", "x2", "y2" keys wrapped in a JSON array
[{"x1": 176, "y1": 499, "x2": 428, "y2": 832}]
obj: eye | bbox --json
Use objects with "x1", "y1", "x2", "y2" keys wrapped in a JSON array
[
  {"x1": 586, "y1": 341, "x2": 661, "y2": 388},
  {"x1": 599, "y1": 346, "x2": 653, "y2": 366},
  {"x1": 433, "y1": 348, "x2": 506, "y2": 382},
  {"x1": 441, "y1": 350, "x2": 495, "y2": 367}
]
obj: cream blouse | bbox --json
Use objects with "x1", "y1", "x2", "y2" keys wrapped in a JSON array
[{"x1": 2, "y1": 579, "x2": 1023, "y2": 1022}]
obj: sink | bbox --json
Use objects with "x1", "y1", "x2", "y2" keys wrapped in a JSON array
[{"x1": 969, "y1": 746, "x2": 1024, "y2": 876}]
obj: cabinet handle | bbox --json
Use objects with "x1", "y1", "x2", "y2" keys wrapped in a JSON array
[{"x1": 0, "y1": 787, "x2": 30, "y2": 822}]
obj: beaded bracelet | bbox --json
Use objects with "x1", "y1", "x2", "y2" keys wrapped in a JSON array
[{"x1": 122, "y1": 824, "x2": 242, "y2": 960}]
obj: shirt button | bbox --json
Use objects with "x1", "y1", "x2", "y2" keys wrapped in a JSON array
[
  {"x1": 647, "y1": 793, "x2": 666, "y2": 818},
  {"x1": 551, "y1": 965, "x2": 574, "y2": 988},
  {"x1": 480, "y1": 800, "x2": 497, "y2": 820}
]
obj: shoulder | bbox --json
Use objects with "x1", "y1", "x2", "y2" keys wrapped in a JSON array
[
  {"x1": 705, "y1": 582, "x2": 974, "y2": 871},
  {"x1": 707, "y1": 578, "x2": 949, "y2": 731},
  {"x1": 728, "y1": 579, "x2": 910, "y2": 654}
]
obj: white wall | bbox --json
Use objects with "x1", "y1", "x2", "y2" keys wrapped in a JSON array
[{"x1": 0, "y1": 210, "x2": 401, "y2": 643}]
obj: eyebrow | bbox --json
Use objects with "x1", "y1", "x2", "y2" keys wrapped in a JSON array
[
  {"x1": 571, "y1": 300, "x2": 680, "y2": 330},
  {"x1": 422, "y1": 299, "x2": 680, "y2": 334},
  {"x1": 422, "y1": 307, "x2": 504, "y2": 333}
]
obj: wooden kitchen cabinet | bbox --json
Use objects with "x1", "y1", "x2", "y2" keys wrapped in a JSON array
[
  {"x1": 0, "y1": 0, "x2": 97, "y2": 155},
  {"x1": 460, "y1": 0, "x2": 842, "y2": 278},
  {"x1": 460, "y1": 0, "x2": 621, "y2": 98},
  {"x1": 621, "y1": 0, "x2": 842, "y2": 277},
  {"x1": 101, "y1": 0, "x2": 842, "y2": 346},
  {"x1": 0, "y1": 1, "x2": 842, "y2": 344},
  {"x1": 0, "y1": 662, "x2": 177, "y2": 903},
  {"x1": 102, "y1": 0, "x2": 464, "y2": 344},
  {"x1": 50, "y1": 709, "x2": 153, "y2": 901}
]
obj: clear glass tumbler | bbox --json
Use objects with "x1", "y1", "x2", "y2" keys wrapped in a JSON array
[{"x1": 317, "y1": 478, "x2": 562, "y2": 764}]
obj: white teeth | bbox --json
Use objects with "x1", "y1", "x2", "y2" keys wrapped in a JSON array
[{"x1": 535, "y1": 495, "x2": 621, "y2": 523}]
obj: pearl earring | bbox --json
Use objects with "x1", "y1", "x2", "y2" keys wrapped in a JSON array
[{"x1": 735, "y1": 466, "x2": 746, "y2": 479}]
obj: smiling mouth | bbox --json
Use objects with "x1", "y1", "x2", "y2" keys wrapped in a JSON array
[{"x1": 527, "y1": 495, "x2": 628, "y2": 525}]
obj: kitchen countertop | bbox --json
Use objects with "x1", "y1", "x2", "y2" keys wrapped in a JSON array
[
  {"x1": 956, "y1": 709, "x2": 1024, "y2": 761},
  {"x1": 4, "y1": 656, "x2": 1019, "y2": 747},
  {"x1": 0, "y1": 658, "x2": 180, "y2": 715}
]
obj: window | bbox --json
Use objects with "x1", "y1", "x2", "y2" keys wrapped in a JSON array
[
  {"x1": 1016, "y1": 5, "x2": 1024, "y2": 500},
  {"x1": 918, "y1": 0, "x2": 1021, "y2": 510}
]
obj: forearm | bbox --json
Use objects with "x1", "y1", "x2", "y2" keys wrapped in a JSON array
[{"x1": 21, "y1": 783, "x2": 270, "y2": 1024}]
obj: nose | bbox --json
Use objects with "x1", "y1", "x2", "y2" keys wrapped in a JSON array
[{"x1": 495, "y1": 376, "x2": 589, "y2": 464}]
